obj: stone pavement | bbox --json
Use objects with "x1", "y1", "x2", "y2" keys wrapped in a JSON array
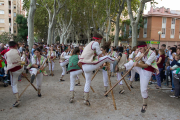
[{"x1": 0, "y1": 60, "x2": 180, "y2": 120}]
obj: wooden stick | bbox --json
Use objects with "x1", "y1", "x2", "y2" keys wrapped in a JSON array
[
  {"x1": 121, "y1": 73, "x2": 131, "y2": 91},
  {"x1": 91, "y1": 69, "x2": 100, "y2": 81},
  {"x1": 104, "y1": 47, "x2": 151, "y2": 96},
  {"x1": 107, "y1": 71, "x2": 117, "y2": 110},
  {"x1": 19, "y1": 83, "x2": 31, "y2": 98},
  {"x1": 82, "y1": 73, "x2": 95, "y2": 93},
  {"x1": 22, "y1": 73, "x2": 37, "y2": 91}
]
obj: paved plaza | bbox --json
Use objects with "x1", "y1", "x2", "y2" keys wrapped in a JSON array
[{"x1": 0, "y1": 60, "x2": 180, "y2": 120}]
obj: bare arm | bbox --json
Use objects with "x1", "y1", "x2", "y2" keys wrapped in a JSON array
[{"x1": 156, "y1": 57, "x2": 162, "y2": 64}]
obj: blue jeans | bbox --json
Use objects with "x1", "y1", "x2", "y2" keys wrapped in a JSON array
[{"x1": 155, "y1": 68, "x2": 163, "y2": 87}]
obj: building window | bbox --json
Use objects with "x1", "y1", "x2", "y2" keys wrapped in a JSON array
[
  {"x1": 144, "y1": 18, "x2": 147, "y2": 25},
  {"x1": 0, "y1": 27, "x2": 5, "y2": 32},
  {"x1": 14, "y1": 30, "x2": 16, "y2": 33},
  {"x1": 14, "y1": 12, "x2": 16, "y2": 17},
  {"x1": 0, "y1": 2, "x2": 4, "y2": 5},
  {"x1": 172, "y1": 18, "x2": 176, "y2": 24},
  {"x1": 143, "y1": 18, "x2": 148, "y2": 38},
  {"x1": 0, "y1": 10, "x2": 4, "y2": 14},
  {"x1": 144, "y1": 28, "x2": 147, "y2": 34},
  {"x1": 0, "y1": 19, "x2": 5, "y2": 23},
  {"x1": 161, "y1": 28, "x2": 166, "y2": 38},
  {"x1": 171, "y1": 29, "x2": 175, "y2": 35},
  {"x1": 162, "y1": 18, "x2": 166, "y2": 23},
  {"x1": 14, "y1": 23, "x2": 16, "y2": 26},
  {"x1": 14, "y1": 5, "x2": 16, "y2": 9},
  {"x1": 171, "y1": 29, "x2": 175, "y2": 38},
  {"x1": 162, "y1": 28, "x2": 166, "y2": 34}
]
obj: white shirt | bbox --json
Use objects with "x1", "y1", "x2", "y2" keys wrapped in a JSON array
[
  {"x1": 142, "y1": 51, "x2": 156, "y2": 66},
  {"x1": 92, "y1": 41, "x2": 102, "y2": 55},
  {"x1": 129, "y1": 51, "x2": 141, "y2": 59},
  {"x1": 169, "y1": 52, "x2": 176, "y2": 64},
  {"x1": 48, "y1": 51, "x2": 56, "y2": 57},
  {"x1": 32, "y1": 56, "x2": 46, "y2": 67},
  {"x1": 61, "y1": 52, "x2": 71, "y2": 60}
]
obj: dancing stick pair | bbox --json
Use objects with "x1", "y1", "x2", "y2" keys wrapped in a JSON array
[
  {"x1": 104, "y1": 47, "x2": 151, "y2": 96},
  {"x1": 19, "y1": 58, "x2": 48, "y2": 98}
]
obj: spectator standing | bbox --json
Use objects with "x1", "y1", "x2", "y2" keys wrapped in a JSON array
[{"x1": 155, "y1": 49, "x2": 165, "y2": 89}]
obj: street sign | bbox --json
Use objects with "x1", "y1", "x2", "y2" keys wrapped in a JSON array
[{"x1": 145, "y1": 41, "x2": 160, "y2": 44}]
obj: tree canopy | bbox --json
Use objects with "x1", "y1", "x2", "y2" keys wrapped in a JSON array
[{"x1": 15, "y1": 14, "x2": 28, "y2": 42}]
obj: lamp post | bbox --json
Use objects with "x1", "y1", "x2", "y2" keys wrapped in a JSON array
[{"x1": 158, "y1": 31, "x2": 162, "y2": 49}]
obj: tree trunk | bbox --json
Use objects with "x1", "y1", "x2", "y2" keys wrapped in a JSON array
[
  {"x1": 114, "y1": 14, "x2": 120, "y2": 46},
  {"x1": 47, "y1": 24, "x2": 53, "y2": 45},
  {"x1": 106, "y1": 17, "x2": 111, "y2": 42},
  {"x1": 131, "y1": 23, "x2": 138, "y2": 47},
  {"x1": 28, "y1": 0, "x2": 37, "y2": 51}
]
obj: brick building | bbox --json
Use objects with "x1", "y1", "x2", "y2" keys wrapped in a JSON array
[{"x1": 122, "y1": 6, "x2": 180, "y2": 48}]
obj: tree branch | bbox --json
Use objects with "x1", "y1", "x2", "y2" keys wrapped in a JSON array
[
  {"x1": 127, "y1": 0, "x2": 134, "y2": 22},
  {"x1": 56, "y1": 0, "x2": 66, "y2": 14},
  {"x1": 135, "y1": 0, "x2": 146, "y2": 23}
]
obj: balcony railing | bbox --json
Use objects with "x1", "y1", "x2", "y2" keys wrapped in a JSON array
[
  {"x1": 9, "y1": 23, "x2": 11, "y2": 26},
  {"x1": 9, "y1": 6, "x2": 11, "y2": 9},
  {"x1": 9, "y1": 14, "x2": 11, "y2": 17}
]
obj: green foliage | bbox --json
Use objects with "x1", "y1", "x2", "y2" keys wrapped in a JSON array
[
  {"x1": 111, "y1": 27, "x2": 115, "y2": 32},
  {"x1": 56, "y1": 36, "x2": 60, "y2": 41},
  {"x1": 0, "y1": 32, "x2": 13, "y2": 43},
  {"x1": 15, "y1": 14, "x2": 28, "y2": 41},
  {"x1": 22, "y1": 0, "x2": 142, "y2": 42}
]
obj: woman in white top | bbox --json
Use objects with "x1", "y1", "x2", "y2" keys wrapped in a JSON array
[
  {"x1": 30, "y1": 48, "x2": 47, "y2": 97},
  {"x1": 47, "y1": 46, "x2": 56, "y2": 76}
]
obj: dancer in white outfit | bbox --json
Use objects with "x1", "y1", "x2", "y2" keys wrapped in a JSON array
[
  {"x1": 67, "y1": 47, "x2": 83, "y2": 103},
  {"x1": 5, "y1": 41, "x2": 24, "y2": 107},
  {"x1": 78, "y1": 32, "x2": 115, "y2": 105},
  {"x1": 100, "y1": 42, "x2": 112, "y2": 96},
  {"x1": 59, "y1": 47, "x2": 71, "y2": 81},
  {"x1": 124, "y1": 41, "x2": 159, "y2": 113},
  {"x1": 128, "y1": 47, "x2": 141, "y2": 88},
  {"x1": 30, "y1": 48, "x2": 47, "y2": 97},
  {"x1": 115, "y1": 47, "x2": 127, "y2": 94},
  {"x1": 110, "y1": 47, "x2": 117, "y2": 77},
  {"x1": 47, "y1": 46, "x2": 56, "y2": 76}
]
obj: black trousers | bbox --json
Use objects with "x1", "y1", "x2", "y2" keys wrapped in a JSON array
[{"x1": 173, "y1": 73, "x2": 180, "y2": 97}]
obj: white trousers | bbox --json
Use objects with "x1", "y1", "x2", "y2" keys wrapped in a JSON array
[
  {"x1": 130, "y1": 69, "x2": 135, "y2": 81},
  {"x1": 102, "y1": 70, "x2": 108, "y2": 87},
  {"x1": 124, "y1": 60, "x2": 152, "y2": 98},
  {"x1": 30, "y1": 68, "x2": 43, "y2": 89},
  {"x1": 10, "y1": 67, "x2": 24, "y2": 94},
  {"x1": 70, "y1": 70, "x2": 83, "y2": 91},
  {"x1": 117, "y1": 72, "x2": 123, "y2": 85},
  {"x1": 60, "y1": 60, "x2": 69, "y2": 76},
  {"x1": 49, "y1": 60, "x2": 55, "y2": 71},
  {"x1": 83, "y1": 56, "x2": 114, "y2": 92},
  {"x1": 110, "y1": 63, "x2": 113, "y2": 72}
]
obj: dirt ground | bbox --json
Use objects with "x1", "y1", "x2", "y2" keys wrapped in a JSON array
[{"x1": 0, "y1": 60, "x2": 180, "y2": 120}]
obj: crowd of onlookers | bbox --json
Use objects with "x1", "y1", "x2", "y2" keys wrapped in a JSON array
[
  {"x1": 111, "y1": 43, "x2": 180, "y2": 98},
  {"x1": 0, "y1": 41, "x2": 180, "y2": 98}
]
